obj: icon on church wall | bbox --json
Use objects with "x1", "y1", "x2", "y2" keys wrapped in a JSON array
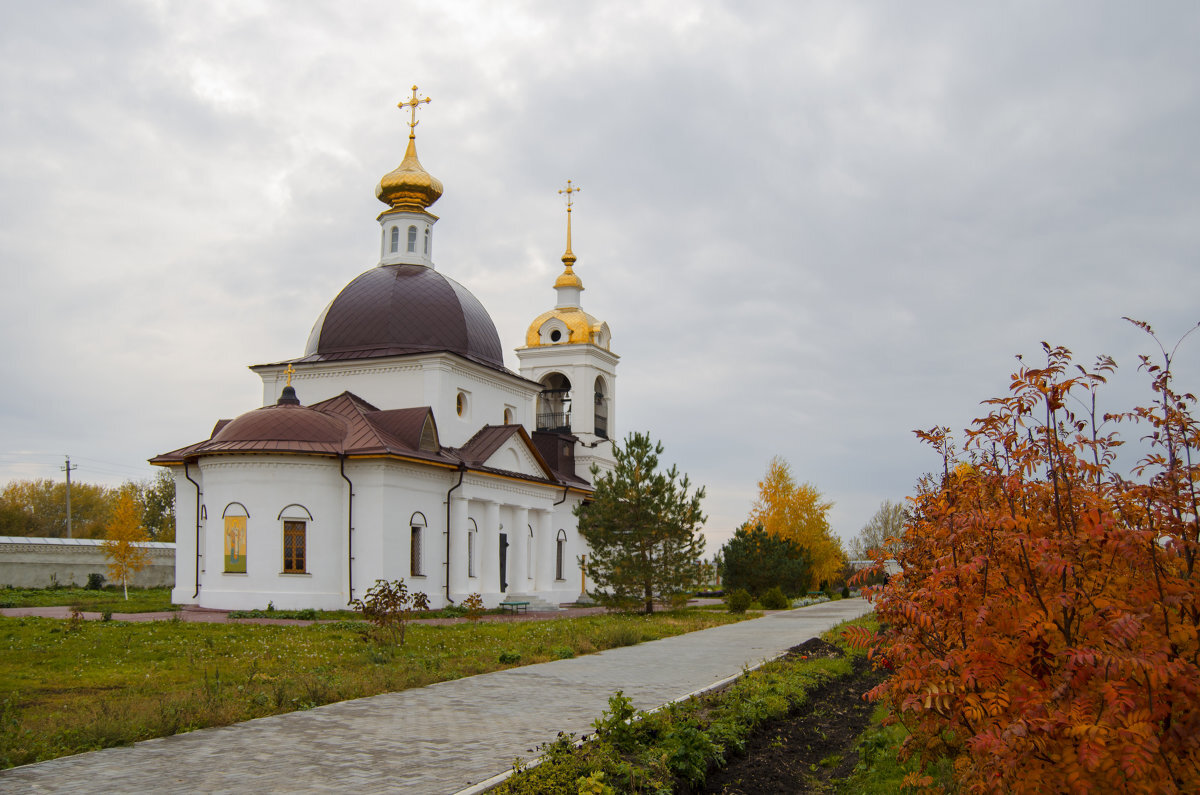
[{"x1": 224, "y1": 515, "x2": 247, "y2": 573}]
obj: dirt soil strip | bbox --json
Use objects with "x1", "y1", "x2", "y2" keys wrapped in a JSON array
[{"x1": 698, "y1": 637, "x2": 886, "y2": 795}]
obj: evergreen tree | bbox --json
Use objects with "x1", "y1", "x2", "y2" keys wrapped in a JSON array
[
  {"x1": 720, "y1": 524, "x2": 812, "y2": 597},
  {"x1": 576, "y1": 432, "x2": 706, "y2": 614}
]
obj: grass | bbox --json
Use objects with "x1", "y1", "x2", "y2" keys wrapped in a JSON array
[
  {"x1": 493, "y1": 615, "x2": 874, "y2": 794},
  {"x1": 835, "y1": 703, "x2": 958, "y2": 793},
  {"x1": 0, "y1": 586, "x2": 175, "y2": 614},
  {"x1": 0, "y1": 608, "x2": 747, "y2": 769}
]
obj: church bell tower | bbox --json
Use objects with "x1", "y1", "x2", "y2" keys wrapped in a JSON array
[{"x1": 516, "y1": 181, "x2": 619, "y2": 480}]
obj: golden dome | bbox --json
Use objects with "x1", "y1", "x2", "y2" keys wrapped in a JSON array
[
  {"x1": 376, "y1": 135, "x2": 443, "y2": 211},
  {"x1": 554, "y1": 263, "x2": 583, "y2": 290},
  {"x1": 525, "y1": 307, "x2": 608, "y2": 348}
]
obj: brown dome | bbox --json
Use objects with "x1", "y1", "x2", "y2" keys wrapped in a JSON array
[
  {"x1": 212, "y1": 404, "x2": 346, "y2": 447},
  {"x1": 303, "y1": 263, "x2": 505, "y2": 369}
]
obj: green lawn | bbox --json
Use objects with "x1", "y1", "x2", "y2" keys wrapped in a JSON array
[
  {"x1": 0, "y1": 608, "x2": 747, "y2": 768},
  {"x1": 0, "y1": 586, "x2": 175, "y2": 613}
]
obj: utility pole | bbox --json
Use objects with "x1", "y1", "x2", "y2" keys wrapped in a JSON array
[{"x1": 62, "y1": 456, "x2": 78, "y2": 539}]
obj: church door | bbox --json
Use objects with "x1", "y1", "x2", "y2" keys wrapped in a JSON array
[{"x1": 499, "y1": 533, "x2": 508, "y2": 592}]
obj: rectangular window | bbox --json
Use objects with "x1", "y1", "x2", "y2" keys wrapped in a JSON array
[
  {"x1": 410, "y1": 526, "x2": 423, "y2": 576},
  {"x1": 283, "y1": 521, "x2": 306, "y2": 573}
]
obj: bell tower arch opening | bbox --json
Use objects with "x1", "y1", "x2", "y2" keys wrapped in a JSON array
[
  {"x1": 536, "y1": 373, "x2": 571, "y2": 433},
  {"x1": 593, "y1": 376, "x2": 608, "y2": 439}
]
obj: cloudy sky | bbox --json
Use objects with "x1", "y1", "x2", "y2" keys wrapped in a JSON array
[{"x1": 2, "y1": 1, "x2": 1198, "y2": 550}]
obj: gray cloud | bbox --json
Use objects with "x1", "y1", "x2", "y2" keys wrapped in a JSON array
[{"x1": 2, "y1": 0, "x2": 1197, "y2": 548}]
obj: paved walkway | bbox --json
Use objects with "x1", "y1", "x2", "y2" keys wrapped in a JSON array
[{"x1": 0, "y1": 599, "x2": 873, "y2": 794}]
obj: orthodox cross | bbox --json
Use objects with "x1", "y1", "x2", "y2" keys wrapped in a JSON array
[
  {"x1": 558, "y1": 180, "x2": 581, "y2": 255},
  {"x1": 558, "y1": 179, "x2": 581, "y2": 212},
  {"x1": 284, "y1": 364, "x2": 295, "y2": 387},
  {"x1": 398, "y1": 85, "x2": 432, "y2": 137}
]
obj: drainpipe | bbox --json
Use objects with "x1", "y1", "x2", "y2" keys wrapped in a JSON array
[
  {"x1": 340, "y1": 456, "x2": 355, "y2": 605},
  {"x1": 444, "y1": 464, "x2": 466, "y2": 604},
  {"x1": 183, "y1": 461, "x2": 202, "y2": 599},
  {"x1": 554, "y1": 485, "x2": 570, "y2": 506}
]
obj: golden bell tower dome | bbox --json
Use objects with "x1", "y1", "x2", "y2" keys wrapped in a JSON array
[
  {"x1": 376, "y1": 86, "x2": 444, "y2": 212},
  {"x1": 516, "y1": 180, "x2": 619, "y2": 476},
  {"x1": 524, "y1": 181, "x2": 610, "y2": 349}
]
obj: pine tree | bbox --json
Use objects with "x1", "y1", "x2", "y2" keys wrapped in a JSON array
[
  {"x1": 576, "y1": 432, "x2": 706, "y2": 614},
  {"x1": 104, "y1": 492, "x2": 151, "y2": 599},
  {"x1": 720, "y1": 524, "x2": 812, "y2": 597}
]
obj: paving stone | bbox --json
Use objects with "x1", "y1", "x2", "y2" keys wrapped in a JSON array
[{"x1": 0, "y1": 599, "x2": 873, "y2": 794}]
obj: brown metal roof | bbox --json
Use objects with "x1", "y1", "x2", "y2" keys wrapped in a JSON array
[
  {"x1": 212, "y1": 405, "x2": 347, "y2": 445},
  {"x1": 302, "y1": 263, "x2": 505, "y2": 370},
  {"x1": 150, "y1": 391, "x2": 590, "y2": 491}
]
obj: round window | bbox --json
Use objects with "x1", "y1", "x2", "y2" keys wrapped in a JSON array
[
  {"x1": 550, "y1": 329, "x2": 562, "y2": 342},
  {"x1": 456, "y1": 392, "x2": 466, "y2": 416}
]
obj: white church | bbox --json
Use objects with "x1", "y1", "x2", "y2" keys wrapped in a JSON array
[{"x1": 152, "y1": 89, "x2": 618, "y2": 611}]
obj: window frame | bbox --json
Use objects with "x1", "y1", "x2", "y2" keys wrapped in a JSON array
[
  {"x1": 409, "y1": 511, "x2": 427, "y2": 578},
  {"x1": 467, "y1": 518, "x2": 478, "y2": 578},
  {"x1": 555, "y1": 529, "x2": 567, "y2": 581},
  {"x1": 282, "y1": 520, "x2": 307, "y2": 574}
]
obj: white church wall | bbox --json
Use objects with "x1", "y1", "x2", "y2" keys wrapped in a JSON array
[
  {"x1": 171, "y1": 466, "x2": 203, "y2": 605},
  {"x1": 353, "y1": 459, "x2": 455, "y2": 606},
  {"x1": 191, "y1": 456, "x2": 348, "y2": 611}
]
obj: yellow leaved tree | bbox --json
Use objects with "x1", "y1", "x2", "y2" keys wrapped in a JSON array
[
  {"x1": 104, "y1": 492, "x2": 151, "y2": 599},
  {"x1": 747, "y1": 456, "x2": 844, "y2": 591}
]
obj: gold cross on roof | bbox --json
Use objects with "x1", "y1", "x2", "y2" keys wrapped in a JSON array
[
  {"x1": 398, "y1": 85, "x2": 432, "y2": 137},
  {"x1": 284, "y1": 364, "x2": 296, "y2": 387},
  {"x1": 558, "y1": 179, "x2": 581, "y2": 212}
]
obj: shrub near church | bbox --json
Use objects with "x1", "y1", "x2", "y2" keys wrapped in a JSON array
[{"x1": 851, "y1": 326, "x2": 1200, "y2": 793}]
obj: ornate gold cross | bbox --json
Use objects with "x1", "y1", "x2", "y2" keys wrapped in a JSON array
[
  {"x1": 284, "y1": 364, "x2": 295, "y2": 387},
  {"x1": 398, "y1": 85, "x2": 432, "y2": 136},
  {"x1": 558, "y1": 179, "x2": 581, "y2": 212},
  {"x1": 558, "y1": 180, "x2": 580, "y2": 259}
]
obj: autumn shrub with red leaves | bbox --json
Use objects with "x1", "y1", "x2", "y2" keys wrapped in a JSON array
[{"x1": 847, "y1": 321, "x2": 1200, "y2": 794}]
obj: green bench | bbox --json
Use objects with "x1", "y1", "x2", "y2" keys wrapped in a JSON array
[{"x1": 499, "y1": 600, "x2": 529, "y2": 615}]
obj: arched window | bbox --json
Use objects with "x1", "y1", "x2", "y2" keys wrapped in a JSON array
[
  {"x1": 407, "y1": 225, "x2": 417, "y2": 252},
  {"x1": 279, "y1": 504, "x2": 312, "y2": 574},
  {"x1": 467, "y1": 518, "x2": 478, "y2": 578},
  {"x1": 556, "y1": 529, "x2": 567, "y2": 581},
  {"x1": 390, "y1": 226, "x2": 399, "y2": 253},
  {"x1": 410, "y1": 512, "x2": 427, "y2": 577},
  {"x1": 424, "y1": 227, "x2": 431, "y2": 255},
  {"x1": 503, "y1": 407, "x2": 514, "y2": 425},
  {"x1": 222, "y1": 502, "x2": 250, "y2": 574}
]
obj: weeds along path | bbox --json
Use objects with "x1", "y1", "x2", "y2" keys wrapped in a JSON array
[{"x1": 0, "y1": 600, "x2": 872, "y2": 794}]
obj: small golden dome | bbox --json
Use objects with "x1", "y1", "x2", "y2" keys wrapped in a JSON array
[
  {"x1": 554, "y1": 263, "x2": 583, "y2": 290},
  {"x1": 525, "y1": 307, "x2": 607, "y2": 348},
  {"x1": 376, "y1": 136, "x2": 443, "y2": 211}
]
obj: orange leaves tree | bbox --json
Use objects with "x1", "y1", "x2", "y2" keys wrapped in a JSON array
[
  {"x1": 104, "y1": 492, "x2": 151, "y2": 600},
  {"x1": 848, "y1": 324, "x2": 1200, "y2": 793},
  {"x1": 748, "y1": 456, "x2": 844, "y2": 590}
]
